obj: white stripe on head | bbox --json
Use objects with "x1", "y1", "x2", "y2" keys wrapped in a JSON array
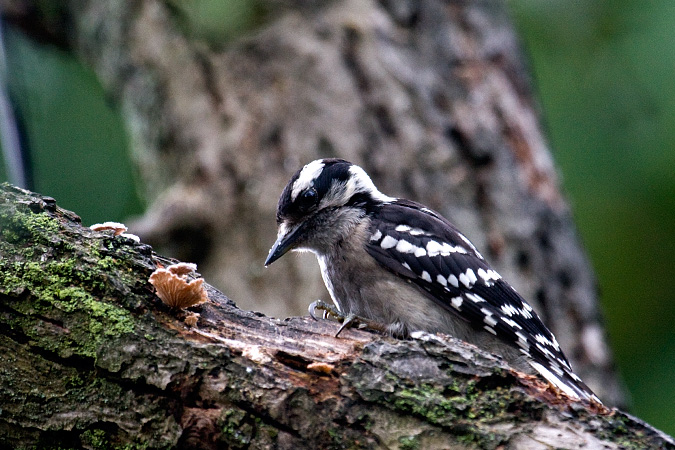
[
  {"x1": 291, "y1": 160, "x2": 325, "y2": 201},
  {"x1": 346, "y1": 165, "x2": 395, "y2": 203},
  {"x1": 317, "y1": 162, "x2": 396, "y2": 209}
]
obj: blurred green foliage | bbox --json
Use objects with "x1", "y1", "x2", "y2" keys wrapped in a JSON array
[
  {"x1": 0, "y1": 0, "x2": 673, "y2": 435},
  {"x1": 1, "y1": 26, "x2": 142, "y2": 224}
]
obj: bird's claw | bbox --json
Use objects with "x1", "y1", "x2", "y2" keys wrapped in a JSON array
[
  {"x1": 309, "y1": 299, "x2": 342, "y2": 321},
  {"x1": 308, "y1": 300, "x2": 383, "y2": 337},
  {"x1": 335, "y1": 313, "x2": 361, "y2": 337}
]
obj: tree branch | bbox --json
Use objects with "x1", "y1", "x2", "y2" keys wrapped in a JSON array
[{"x1": 1, "y1": 184, "x2": 672, "y2": 449}]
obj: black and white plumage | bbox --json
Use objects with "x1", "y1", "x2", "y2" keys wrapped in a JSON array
[{"x1": 265, "y1": 158, "x2": 600, "y2": 404}]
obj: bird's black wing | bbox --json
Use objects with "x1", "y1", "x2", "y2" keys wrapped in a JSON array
[{"x1": 365, "y1": 200, "x2": 598, "y2": 402}]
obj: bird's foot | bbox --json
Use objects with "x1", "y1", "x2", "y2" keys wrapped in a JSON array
[
  {"x1": 308, "y1": 300, "x2": 387, "y2": 337},
  {"x1": 308, "y1": 299, "x2": 341, "y2": 321}
]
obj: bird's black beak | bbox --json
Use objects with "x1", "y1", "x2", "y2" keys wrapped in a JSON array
[{"x1": 264, "y1": 222, "x2": 304, "y2": 266}]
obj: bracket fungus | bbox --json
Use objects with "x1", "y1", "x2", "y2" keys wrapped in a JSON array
[{"x1": 149, "y1": 263, "x2": 208, "y2": 309}]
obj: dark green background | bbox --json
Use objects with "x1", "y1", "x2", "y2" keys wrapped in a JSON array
[{"x1": 1, "y1": 0, "x2": 673, "y2": 435}]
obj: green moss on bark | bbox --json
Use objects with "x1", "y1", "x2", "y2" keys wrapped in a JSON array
[{"x1": 0, "y1": 213, "x2": 137, "y2": 360}]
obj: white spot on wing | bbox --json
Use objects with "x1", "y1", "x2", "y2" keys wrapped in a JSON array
[
  {"x1": 536, "y1": 343, "x2": 555, "y2": 361},
  {"x1": 535, "y1": 334, "x2": 553, "y2": 346},
  {"x1": 466, "y1": 269, "x2": 477, "y2": 285},
  {"x1": 465, "y1": 293, "x2": 485, "y2": 303},
  {"x1": 436, "y1": 275, "x2": 447, "y2": 286},
  {"x1": 484, "y1": 325, "x2": 497, "y2": 335},
  {"x1": 451, "y1": 296, "x2": 463, "y2": 310},
  {"x1": 481, "y1": 308, "x2": 498, "y2": 327},
  {"x1": 477, "y1": 268, "x2": 501, "y2": 285},
  {"x1": 421, "y1": 271, "x2": 432, "y2": 282},
  {"x1": 381, "y1": 235, "x2": 398, "y2": 249},
  {"x1": 448, "y1": 274, "x2": 459, "y2": 288},
  {"x1": 370, "y1": 230, "x2": 382, "y2": 241},
  {"x1": 426, "y1": 240, "x2": 442, "y2": 256},
  {"x1": 519, "y1": 307, "x2": 533, "y2": 319},
  {"x1": 396, "y1": 239, "x2": 414, "y2": 253},
  {"x1": 424, "y1": 239, "x2": 467, "y2": 256},
  {"x1": 501, "y1": 317, "x2": 522, "y2": 330},
  {"x1": 395, "y1": 224, "x2": 427, "y2": 236},
  {"x1": 501, "y1": 304, "x2": 520, "y2": 317},
  {"x1": 414, "y1": 247, "x2": 427, "y2": 257}
]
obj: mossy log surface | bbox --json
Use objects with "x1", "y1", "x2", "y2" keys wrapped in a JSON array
[{"x1": 0, "y1": 183, "x2": 672, "y2": 449}]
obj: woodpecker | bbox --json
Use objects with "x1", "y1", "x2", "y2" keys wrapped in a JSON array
[{"x1": 265, "y1": 158, "x2": 600, "y2": 403}]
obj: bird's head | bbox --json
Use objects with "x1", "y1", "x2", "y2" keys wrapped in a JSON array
[{"x1": 264, "y1": 158, "x2": 393, "y2": 265}]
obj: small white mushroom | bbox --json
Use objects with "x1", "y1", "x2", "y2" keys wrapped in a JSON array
[{"x1": 90, "y1": 222, "x2": 128, "y2": 236}]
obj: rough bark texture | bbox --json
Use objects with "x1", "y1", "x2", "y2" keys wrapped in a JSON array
[
  {"x1": 1, "y1": 183, "x2": 673, "y2": 450},
  {"x1": 1, "y1": 0, "x2": 620, "y2": 405}
]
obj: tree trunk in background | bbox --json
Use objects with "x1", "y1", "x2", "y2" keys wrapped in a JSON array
[
  {"x1": 1, "y1": 0, "x2": 622, "y2": 405},
  {"x1": 2, "y1": 184, "x2": 673, "y2": 449}
]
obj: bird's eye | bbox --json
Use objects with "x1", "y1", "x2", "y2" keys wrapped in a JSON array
[{"x1": 298, "y1": 188, "x2": 318, "y2": 211}]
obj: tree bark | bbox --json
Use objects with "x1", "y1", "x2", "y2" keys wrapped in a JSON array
[
  {"x1": 1, "y1": 0, "x2": 620, "y2": 405},
  {"x1": 1, "y1": 183, "x2": 673, "y2": 450}
]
